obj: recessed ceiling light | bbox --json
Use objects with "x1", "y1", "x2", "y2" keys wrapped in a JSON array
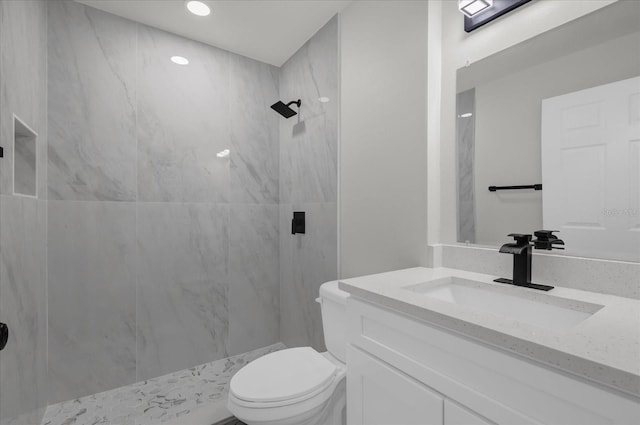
[
  {"x1": 171, "y1": 56, "x2": 189, "y2": 65},
  {"x1": 318, "y1": 97, "x2": 330, "y2": 103},
  {"x1": 216, "y1": 149, "x2": 230, "y2": 158},
  {"x1": 186, "y1": 1, "x2": 211, "y2": 17},
  {"x1": 460, "y1": 113, "x2": 473, "y2": 118}
]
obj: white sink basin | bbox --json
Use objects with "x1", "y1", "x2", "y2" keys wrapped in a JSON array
[{"x1": 404, "y1": 276, "x2": 603, "y2": 331}]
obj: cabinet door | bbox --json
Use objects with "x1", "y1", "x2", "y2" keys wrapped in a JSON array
[
  {"x1": 348, "y1": 346, "x2": 443, "y2": 425},
  {"x1": 445, "y1": 400, "x2": 493, "y2": 425}
]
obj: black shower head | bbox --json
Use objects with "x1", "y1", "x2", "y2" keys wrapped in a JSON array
[{"x1": 271, "y1": 99, "x2": 301, "y2": 119}]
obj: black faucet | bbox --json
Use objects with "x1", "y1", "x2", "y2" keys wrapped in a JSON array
[{"x1": 495, "y1": 230, "x2": 564, "y2": 291}]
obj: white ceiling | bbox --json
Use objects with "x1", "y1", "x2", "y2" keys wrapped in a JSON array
[{"x1": 76, "y1": 0, "x2": 352, "y2": 67}]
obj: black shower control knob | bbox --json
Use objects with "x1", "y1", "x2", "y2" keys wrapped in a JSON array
[
  {"x1": 0, "y1": 322, "x2": 8, "y2": 351},
  {"x1": 291, "y1": 211, "x2": 305, "y2": 234}
]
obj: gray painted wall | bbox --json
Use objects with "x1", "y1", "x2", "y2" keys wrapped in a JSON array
[
  {"x1": 0, "y1": 1, "x2": 48, "y2": 424},
  {"x1": 340, "y1": 1, "x2": 430, "y2": 278},
  {"x1": 47, "y1": 0, "x2": 281, "y2": 403}
]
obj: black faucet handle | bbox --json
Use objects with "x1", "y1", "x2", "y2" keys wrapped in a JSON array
[
  {"x1": 533, "y1": 230, "x2": 564, "y2": 250},
  {"x1": 507, "y1": 233, "x2": 532, "y2": 246},
  {"x1": 534, "y1": 230, "x2": 559, "y2": 240}
]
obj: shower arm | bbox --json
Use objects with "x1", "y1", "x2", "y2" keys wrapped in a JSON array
[{"x1": 286, "y1": 99, "x2": 302, "y2": 108}]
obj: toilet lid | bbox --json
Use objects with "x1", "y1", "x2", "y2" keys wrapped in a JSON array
[{"x1": 230, "y1": 347, "x2": 337, "y2": 404}]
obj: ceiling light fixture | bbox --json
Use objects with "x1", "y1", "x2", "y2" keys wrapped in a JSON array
[
  {"x1": 216, "y1": 149, "x2": 230, "y2": 158},
  {"x1": 318, "y1": 97, "x2": 330, "y2": 103},
  {"x1": 186, "y1": 1, "x2": 211, "y2": 17},
  {"x1": 458, "y1": 0, "x2": 493, "y2": 18},
  {"x1": 170, "y1": 56, "x2": 189, "y2": 65}
]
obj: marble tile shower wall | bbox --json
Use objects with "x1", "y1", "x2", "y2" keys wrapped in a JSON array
[
  {"x1": 456, "y1": 89, "x2": 476, "y2": 244},
  {"x1": 0, "y1": 1, "x2": 48, "y2": 424},
  {"x1": 279, "y1": 17, "x2": 338, "y2": 351},
  {"x1": 47, "y1": 1, "x2": 280, "y2": 404}
]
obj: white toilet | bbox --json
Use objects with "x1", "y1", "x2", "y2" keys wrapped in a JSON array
[{"x1": 227, "y1": 281, "x2": 349, "y2": 425}]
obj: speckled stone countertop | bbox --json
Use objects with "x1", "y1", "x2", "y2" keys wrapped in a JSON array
[{"x1": 339, "y1": 267, "x2": 640, "y2": 398}]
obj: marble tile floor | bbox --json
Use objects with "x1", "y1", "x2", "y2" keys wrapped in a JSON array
[{"x1": 41, "y1": 343, "x2": 284, "y2": 425}]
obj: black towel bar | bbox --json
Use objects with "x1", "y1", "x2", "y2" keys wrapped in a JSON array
[{"x1": 488, "y1": 184, "x2": 542, "y2": 192}]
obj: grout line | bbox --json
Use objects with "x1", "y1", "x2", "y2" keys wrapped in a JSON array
[
  {"x1": 134, "y1": 19, "x2": 140, "y2": 384},
  {"x1": 45, "y1": 199, "x2": 294, "y2": 207},
  {"x1": 336, "y1": 12, "x2": 342, "y2": 281},
  {"x1": 44, "y1": 0, "x2": 50, "y2": 412}
]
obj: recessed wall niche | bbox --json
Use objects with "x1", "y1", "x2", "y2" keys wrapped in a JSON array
[{"x1": 13, "y1": 115, "x2": 38, "y2": 197}]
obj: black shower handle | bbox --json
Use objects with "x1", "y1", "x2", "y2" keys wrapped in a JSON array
[
  {"x1": 292, "y1": 211, "x2": 305, "y2": 235},
  {"x1": 0, "y1": 322, "x2": 8, "y2": 351}
]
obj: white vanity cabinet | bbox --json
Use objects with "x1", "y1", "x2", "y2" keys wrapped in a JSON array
[
  {"x1": 348, "y1": 346, "x2": 495, "y2": 425},
  {"x1": 444, "y1": 400, "x2": 493, "y2": 425},
  {"x1": 348, "y1": 346, "x2": 444, "y2": 425},
  {"x1": 346, "y1": 297, "x2": 640, "y2": 425}
]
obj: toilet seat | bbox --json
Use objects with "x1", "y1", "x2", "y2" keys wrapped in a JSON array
[
  {"x1": 230, "y1": 347, "x2": 338, "y2": 408},
  {"x1": 228, "y1": 348, "x2": 346, "y2": 425}
]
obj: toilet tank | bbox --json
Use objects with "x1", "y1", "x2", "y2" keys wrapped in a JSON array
[{"x1": 317, "y1": 281, "x2": 350, "y2": 363}]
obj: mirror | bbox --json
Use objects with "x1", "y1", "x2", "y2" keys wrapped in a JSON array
[{"x1": 455, "y1": 1, "x2": 640, "y2": 262}]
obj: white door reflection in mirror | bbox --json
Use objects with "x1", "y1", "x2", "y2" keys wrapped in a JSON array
[{"x1": 542, "y1": 76, "x2": 640, "y2": 262}]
